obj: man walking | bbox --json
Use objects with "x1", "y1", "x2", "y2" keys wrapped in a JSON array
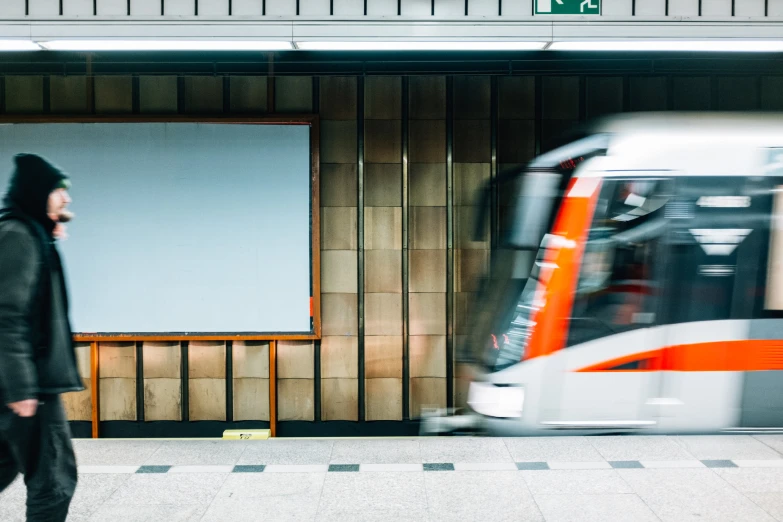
[{"x1": 0, "y1": 153, "x2": 83, "y2": 521}]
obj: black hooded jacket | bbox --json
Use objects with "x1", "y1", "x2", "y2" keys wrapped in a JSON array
[{"x1": 0, "y1": 154, "x2": 83, "y2": 404}]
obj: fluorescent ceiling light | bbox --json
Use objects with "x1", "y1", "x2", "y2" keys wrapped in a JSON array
[
  {"x1": 38, "y1": 40, "x2": 293, "y2": 51},
  {"x1": 0, "y1": 40, "x2": 41, "y2": 51},
  {"x1": 296, "y1": 41, "x2": 546, "y2": 51},
  {"x1": 549, "y1": 40, "x2": 783, "y2": 52}
]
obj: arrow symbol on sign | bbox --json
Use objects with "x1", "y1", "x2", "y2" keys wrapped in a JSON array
[
  {"x1": 581, "y1": 0, "x2": 597, "y2": 11},
  {"x1": 556, "y1": 0, "x2": 563, "y2": 4}
]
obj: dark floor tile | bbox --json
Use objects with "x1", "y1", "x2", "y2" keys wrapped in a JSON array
[
  {"x1": 610, "y1": 461, "x2": 644, "y2": 469},
  {"x1": 516, "y1": 462, "x2": 550, "y2": 470},
  {"x1": 701, "y1": 460, "x2": 738, "y2": 468},
  {"x1": 233, "y1": 465, "x2": 266, "y2": 473},
  {"x1": 328, "y1": 464, "x2": 360, "y2": 472},
  {"x1": 423, "y1": 463, "x2": 455, "y2": 471},
  {"x1": 136, "y1": 465, "x2": 171, "y2": 474}
]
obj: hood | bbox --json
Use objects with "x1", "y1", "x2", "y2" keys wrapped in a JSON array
[{"x1": 2, "y1": 153, "x2": 70, "y2": 235}]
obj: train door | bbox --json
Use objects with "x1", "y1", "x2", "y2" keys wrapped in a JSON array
[
  {"x1": 539, "y1": 174, "x2": 673, "y2": 429},
  {"x1": 654, "y1": 174, "x2": 773, "y2": 431}
]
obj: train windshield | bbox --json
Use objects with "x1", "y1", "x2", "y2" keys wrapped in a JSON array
[{"x1": 465, "y1": 134, "x2": 610, "y2": 372}]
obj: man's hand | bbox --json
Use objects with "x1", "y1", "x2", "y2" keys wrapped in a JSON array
[{"x1": 7, "y1": 399, "x2": 38, "y2": 417}]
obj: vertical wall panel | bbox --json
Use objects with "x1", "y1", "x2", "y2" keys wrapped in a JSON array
[
  {"x1": 276, "y1": 77, "x2": 313, "y2": 112},
  {"x1": 635, "y1": 0, "x2": 666, "y2": 14},
  {"x1": 629, "y1": 77, "x2": 667, "y2": 111},
  {"x1": 410, "y1": 77, "x2": 446, "y2": 119},
  {"x1": 320, "y1": 75, "x2": 360, "y2": 421},
  {"x1": 321, "y1": 121, "x2": 358, "y2": 164},
  {"x1": 97, "y1": 0, "x2": 128, "y2": 15},
  {"x1": 50, "y1": 77, "x2": 88, "y2": 114},
  {"x1": 469, "y1": 0, "x2": 499, "y2": 15},
  {"x1": 365, "y1": 164, "x2": 402, "y2": 206},
  {"x1": 499, "y1": 76, "x2": 534, "y2": 119},
  {"x1": 668, "y1": 0, "x2": 699, "y2": 15},
  {"x1": 601, "y1": 0, "x2": 633, "y2": 15},
  {"x1": 230, "y1": 76, "x2": 268, "y2": 113},
  {"x1": 365, "y1": 120, "x2": 402, "y2": 163},
  {"x1": 673, "y1": 77, "x2": 711, "y2": 110},
  {"x1": 366, "y1": 378, "x2": 402, "y2": 420},
  {"x1": 62, "y1": 344, "x2": 92, "y2": 421},
  {"x1": 29, "y1": 0, "x2": 60, "y2": 15},
  {"x1": 435, "y1": 0, "x2": 462, "y2": 16},
  {"x1": 365, "y1": 250, "x2": 402, "y2": 293},
  {"x1": 95, "y1": 76, "x2": 132, "y2": 114},
  {"x1": 131, "y1": 0, "x2": 160, "y2": 15},
  {"x1": 410, "y1": 336, "x2": 446, "y2": 378},
  {"x1": 199, "y1": 0, "x2": 230, "y2": 15},
  {"x1": 717, "y1": 77, "x2": 758, "y2": 110},
  {"x1": 233, "y1": 341, "x2": 270, "y2": 422},
  {"x1": 231, "y1": 0, "x2": 264, "y2": 14},
  {"x1": 368, "y1": 0, "x2": 399, "y2": 14},
  {"x1": 278, "y1": 380, "x2": 314, "y2": 420},
  {"x1": 4, "y1": 77, "x2": 44, "y2": 114},
  {"x1": 139, "y1": 76, "x2": 178, "y2": 113},
  {"x1": 586, "y1": 77, "x2": 623, "y2": 119},
  {"x1": 322, "y1": 293, "x2": 359, "y2": 335},
  {"x1": 278, "y1": 341, "x2": 315, "y2": 378},
  {"x1": 410, "y1": 164, "x2": 447, "y2": 206},
  {"x1": 0, "y1": 1, "x2": 26, "y2": 16},
  {"x1": 735, "y1": 0, "x2": 764, "y2": 15},
  {"x1": 366, "y1": 77, "x2": 402, "y2": 120},
  {"x1": 99, "y1": 343, "x2": 137, "y2": 421},
  {"x1": 322, "y1": 336, "x2": 358, "y2": 378},
  {"x1": 411, "y1": 377, "x2": 446, "y2": 418},
  {"x1": 321, "y1": 77, "x2": 358, "y2": 120},
  {"x1": 265, "y1": 0, "x2": 297, "y2": 15},
  {"x1": 501, "y1": 0, "x2": 533, "y2": 15},
  {"x1": 164, "y1": 0, "x2": 195, "y2": 15},
  {"x1": 542, "y1": 76, "x2": 579, "y2": 120},
  {"x1": 702, "y1": 0, "x2": 733, "y2": 14},
  {"x1": 183, "y1": 76, "x2": 223, "y2": 113},
  {"x1": 277, "y1": 341, "x2": 315, "y2": 420},
  {"x1": 322, "y1": 164, "x2": 359, "y2": 207},
  {"x1": 188, "y1": 341, "x2": 226, "y2": 421},
  {"x1": 770, "y1": 0, "x2": 783, "y2": 15},
  {"x1": 300, "y1": 0, "x2": 332, "y2": 15},
  {"x1": 143, "y1": 342, "x2": 181, "y2": 421},
  {"x1": 365, "y1": 294, "x2": 403, "y2": 335},
  {"x1": 322, "y1": 378, "x2": 358, "y2": 420},
  {"x1": 334, "y1": 0, "x2": 365, "y2": 14},
  {"x1": 402, "y1": 0, "x2": 434, "y2": 15},
  {"x1": 63, "y1": 0, "x2": 94, "y2": 15},
  {"x1": 323, "y1": 250, "x2": 359, "y2": 293},
  {"x1": 762, "y1": 77, "x2": 783, "y2": 110}
]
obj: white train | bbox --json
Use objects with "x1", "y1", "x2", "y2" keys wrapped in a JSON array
[{"x1": 424, "y1": 113, "x2": 783, "y2": 436}]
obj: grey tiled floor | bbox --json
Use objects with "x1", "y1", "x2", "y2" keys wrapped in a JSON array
[{"x1": 0, "y1": 435, "x2": 781, "y2": 521}]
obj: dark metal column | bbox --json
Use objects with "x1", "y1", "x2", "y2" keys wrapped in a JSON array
[
  {"x1": 136, "y1": 342, "x2": 144, "y2": 422},
  {"x1": 357, "y1": 75, "x2": 366, "y2": 422},
  {"x1": 446, "y1": 76, "x2": 454, "y2": 409},
  {"x1": 402, "y1": 76, "x2": 410, "y2": 421}
]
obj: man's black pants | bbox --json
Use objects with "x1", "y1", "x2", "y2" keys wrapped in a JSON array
[{"x1": 0, "y1": 395, "x2": 78, "y2": 522}]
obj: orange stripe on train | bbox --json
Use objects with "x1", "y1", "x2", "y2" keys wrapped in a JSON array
[{"x1": 575, "y1": 340, "x2": 783, "y2": 372}]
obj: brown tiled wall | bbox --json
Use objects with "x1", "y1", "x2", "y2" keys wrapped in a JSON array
[{"x1": 7, "y1": 70, "x2": 781, "y2": 425}]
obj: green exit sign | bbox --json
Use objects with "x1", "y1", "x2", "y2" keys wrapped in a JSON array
[{"x1": 535, "y1": 0, "x2": 601, "y2": 15}]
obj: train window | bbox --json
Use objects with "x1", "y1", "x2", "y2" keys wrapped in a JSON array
[
  {"x1": 765, "y1": 186, "x2": 783, "y2": 310},
  {"x1": 666, "y1": 176, "x2": 769, "y2": 323},
  {"x1": 566, "y1": 178, "x2": 671, "y2": 347}
]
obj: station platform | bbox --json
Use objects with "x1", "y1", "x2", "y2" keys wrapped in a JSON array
[{"x1": 1, "y1": 434, "x2": 782, "y2": 521}]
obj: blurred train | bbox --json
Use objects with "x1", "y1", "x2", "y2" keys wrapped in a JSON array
[{"x1": 422, "y1": 113, "x2": 783, "y2": 436}]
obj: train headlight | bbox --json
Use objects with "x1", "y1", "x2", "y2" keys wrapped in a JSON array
[{"x1": 467, "y1": 382, "x2": 525, "y2": 418}]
